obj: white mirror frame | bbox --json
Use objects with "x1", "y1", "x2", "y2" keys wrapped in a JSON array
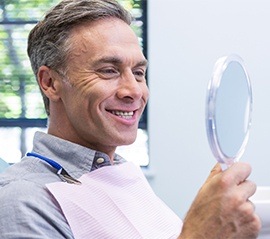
[{"x1": 206, "y1": 54, "x2": 253, "y2": 167}]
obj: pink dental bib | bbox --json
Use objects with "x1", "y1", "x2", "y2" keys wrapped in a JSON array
[{"x1": 46, "y1": 162, "x2": 182, "y2": 239}]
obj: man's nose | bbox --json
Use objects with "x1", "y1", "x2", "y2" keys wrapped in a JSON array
[{"x1": 116, "y1": 71, "x2": 143, "y2": 102}]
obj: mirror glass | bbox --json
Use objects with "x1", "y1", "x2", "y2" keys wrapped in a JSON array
[{"x1": 206, "y1": 54, "x2": 252, "y2": 167}]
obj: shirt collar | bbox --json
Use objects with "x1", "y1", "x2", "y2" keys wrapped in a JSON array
[{"x1": 31, "y1": 131, "x2": 126, "y2": 178}]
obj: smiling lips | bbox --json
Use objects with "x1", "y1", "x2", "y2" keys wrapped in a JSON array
[{"x1": 110, "y1": 110, "x2": 134, "y2": 119}]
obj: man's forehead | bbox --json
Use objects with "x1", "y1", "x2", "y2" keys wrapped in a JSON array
[{"x1": 67, "y1": 20, "x2": 146, "y2": 65}]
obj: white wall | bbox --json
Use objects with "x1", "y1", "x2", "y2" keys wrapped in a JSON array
[{"x1": 147, "y1": 0, "x2": 270, "y2": 219}]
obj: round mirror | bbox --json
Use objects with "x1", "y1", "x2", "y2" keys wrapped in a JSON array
[{"x1": 206, "y1": 54, "x2": 252, "y2": 167}]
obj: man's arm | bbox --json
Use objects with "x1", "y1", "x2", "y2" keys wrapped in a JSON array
[
  {"x1": 178, "y1": 162, "x2": 261, "y2": 239},
  {"x1": 0, "y1": 180, "x2": 74, "y2": 239}
]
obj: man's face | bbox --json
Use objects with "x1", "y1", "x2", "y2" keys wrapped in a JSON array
[{"x1": 56, "y1": 18, "x2": 149, "y2": 157}]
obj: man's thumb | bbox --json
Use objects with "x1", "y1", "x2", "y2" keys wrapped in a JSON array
[{"x1": 205, "y1": 163, "x2": 222, "y2": 182}]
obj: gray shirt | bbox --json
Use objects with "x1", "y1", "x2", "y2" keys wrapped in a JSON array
[{"x1": 0, "y1": 131, "x2": 126, "y2": 239}]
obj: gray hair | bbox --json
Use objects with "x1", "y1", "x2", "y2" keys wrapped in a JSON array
[{"x1": 27, "y1": 0, "x2": 132, "y2": 116}]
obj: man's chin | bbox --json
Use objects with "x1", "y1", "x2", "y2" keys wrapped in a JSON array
[{"x1": 117, "y1": 136, "x2": 137, "y2": 147}]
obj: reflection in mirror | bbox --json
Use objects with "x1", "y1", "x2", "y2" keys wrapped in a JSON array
[{"x1": 206, "y1": 55, "x2": 252, "y2": 167}]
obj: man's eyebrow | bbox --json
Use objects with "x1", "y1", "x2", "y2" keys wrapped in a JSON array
[
  {"x1": 135, "y1": 59, "x2": 148, "y2": 68},
  {"x1": 93, "y1": 56, "x2": 148, "y2": 67},
  {"x1": 94, "y1": 57, "x2": 122, "y2": 65}
]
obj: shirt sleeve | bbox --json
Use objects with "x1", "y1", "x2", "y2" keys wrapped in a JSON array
[{"x1": 0, "y1": 179, "x2": 74, "y2": 239}]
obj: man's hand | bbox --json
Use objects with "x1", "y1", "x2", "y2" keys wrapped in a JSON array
[{"x1": 179, "y1": 162, "x2": 261, "y2": 239}]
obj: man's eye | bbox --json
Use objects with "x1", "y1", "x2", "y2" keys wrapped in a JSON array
[
  {"x1": 97, "y1": 68, "x2": 119, "y2": 78},
  {"x1": 133, "y1": 69, "x2": 146, "y2": 81},
  {"x1": 102, "y1": 68, "x2": 117, "y2": 74}
]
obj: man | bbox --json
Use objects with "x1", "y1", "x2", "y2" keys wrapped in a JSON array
[{"x1": 0, "y1": 0, "x2": 261, "y2": 238}]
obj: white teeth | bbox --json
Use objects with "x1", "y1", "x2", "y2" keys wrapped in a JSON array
[{"x1": 111, "y1": 111, "x2": 134, "y2": 119}]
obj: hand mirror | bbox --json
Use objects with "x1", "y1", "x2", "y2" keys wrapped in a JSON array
[{"x1": 206, "y1": 54, "x2": 252, "y2": 168}]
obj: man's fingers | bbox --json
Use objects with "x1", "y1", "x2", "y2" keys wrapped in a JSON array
[
  {"x1": 238, "y1": 180, "x2": 257, "y2": 199},
  {"x1": 224, "y1": 162, "x2": 252, "y2": 185}
]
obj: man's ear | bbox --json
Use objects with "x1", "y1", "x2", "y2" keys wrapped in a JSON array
[{"x1": 38, "y1": 66, "x2": 61, "y2": 102}]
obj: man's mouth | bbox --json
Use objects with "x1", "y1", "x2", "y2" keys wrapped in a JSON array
[{"x1": 110, "y1": 110, "x2": 134, "y2": 119}]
